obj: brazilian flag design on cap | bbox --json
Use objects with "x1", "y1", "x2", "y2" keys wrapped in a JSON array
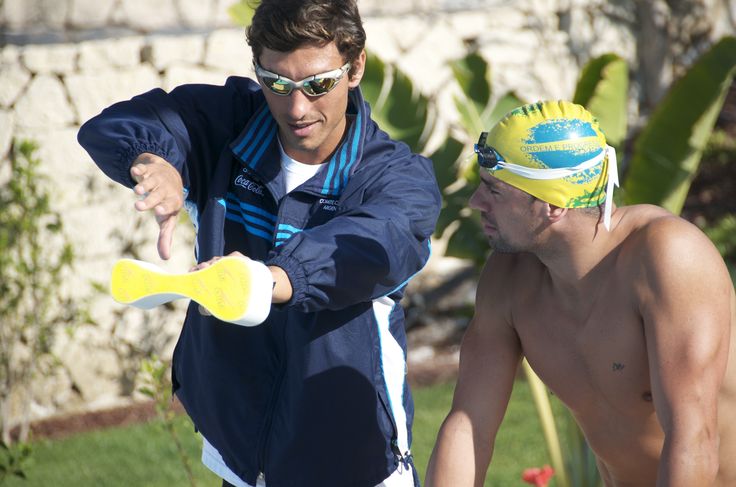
[{"x1": 484, "y1": 100, "x2": 611, "y2": 209}]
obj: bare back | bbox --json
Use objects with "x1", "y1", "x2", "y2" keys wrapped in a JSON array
[{"x1": 504, "y1": 205, "x2": 736, "y2": 486}]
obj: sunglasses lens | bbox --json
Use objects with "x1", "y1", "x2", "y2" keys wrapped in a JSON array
[
  {"x1": 259, "y1": 75, "x2": 292, "y2": 95},
  {"x1": 303, "y1": 77, "x2": 339, "y2": 96}
]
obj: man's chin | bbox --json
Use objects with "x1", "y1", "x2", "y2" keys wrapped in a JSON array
[{"x1": 487, "y1": 238, "x2": 517, "y2": 254}]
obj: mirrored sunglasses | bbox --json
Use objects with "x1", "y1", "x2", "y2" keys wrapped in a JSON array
[{"x1": 254, "y1": 61, "x2": 351, "y2": 97}]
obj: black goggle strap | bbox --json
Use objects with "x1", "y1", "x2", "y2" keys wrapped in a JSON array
[{"x1": 474, "y1": 132, "x2": 502, "y2": 169}]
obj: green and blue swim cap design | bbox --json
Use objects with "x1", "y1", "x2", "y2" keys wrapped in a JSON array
[{"x1": 474, "y1": 100, "x2": 619, "y2": 229}]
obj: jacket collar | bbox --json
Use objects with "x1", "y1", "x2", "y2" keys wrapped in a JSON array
[{"x1": 229, "y1": 88, "x2": 367, "y2": 199}]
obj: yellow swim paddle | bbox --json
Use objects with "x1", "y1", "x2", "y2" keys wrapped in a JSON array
[{"x1": 110, "y1": 256, "x2": 273, "y2": 326}]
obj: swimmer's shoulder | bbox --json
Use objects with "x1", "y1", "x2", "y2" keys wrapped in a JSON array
[
  {"x1": 617, "y1": 204, "x2": 709, "y2": 250},
  {"x1": 616, "y1": 204, "x2": 725, "y2": 277}
]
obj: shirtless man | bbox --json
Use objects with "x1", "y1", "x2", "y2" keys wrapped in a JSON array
[{"x1": 425, "y1": 101, "x2": 736, "y2": 486}]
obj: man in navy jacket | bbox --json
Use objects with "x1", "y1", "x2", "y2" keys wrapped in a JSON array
[{"x1": 78, "y1": 0, "x2": 441, "y2": 486}]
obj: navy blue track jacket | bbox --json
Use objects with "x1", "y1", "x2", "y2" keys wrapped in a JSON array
[{"x1": 78, "y1": 76, "x2": 441, "y2": 487}]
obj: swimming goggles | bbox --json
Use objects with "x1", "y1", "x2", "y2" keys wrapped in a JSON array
[
  {"x1": 254, "y1": 61, "x2": 351, "y2": 97},
  {"x1": 474, "y1": 131, "x2": 619, "y2": 230}
]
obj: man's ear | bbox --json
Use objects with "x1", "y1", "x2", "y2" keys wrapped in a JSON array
[
  {"x1": 347, "y1": 50, "x2": 366, "y2": 88},
  {"x1": 546, "y1": 203, "x2": 568, "y2": 223}
]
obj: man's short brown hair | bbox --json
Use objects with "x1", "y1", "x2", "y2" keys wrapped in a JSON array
[{"x1": 246, "y1": 0, "x2": 366, "y2": 78}]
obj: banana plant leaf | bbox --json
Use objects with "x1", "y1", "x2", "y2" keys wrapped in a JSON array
[
  {"x1": 451, "y1": 52, "x2": 492, "y2": 136},
  {"x1": 573, "y1": 54, "x2": 629, "y2": 149},
  {"x1": 360, "y1": 52, "x2": 434, "y2": 153},
  {"x1": 360, "y1": 51, "x2": 388, "y2": 112},
  {"x1": 623, "y1": 36, "x2": 736, "y2": 214}
]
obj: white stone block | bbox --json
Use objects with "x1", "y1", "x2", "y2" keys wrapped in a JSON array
[
  {"x1": 445, "y1": 11, "x2": 494, "y2": 42},
  {"x1": 528, "y1": 58, "x2": 577, "y2": 100},
  {"x1": 2, "y1": 0, "x2": 68, "y2": 30},
  {"x1": 14, "y1": 75, "x2": 76, "y2": 129},
  {"x1": 69, "y1": 0, "x2": 116, "y2": 29},
  {"x1": 163, "y1": 64, "x2": 230, "y2": 91},
  {"x1": 21, "y1": 43, "x2": 78, "y2": 75},
  {"x1": 119, "y1": 0, "x2": 178, "y2": 32},
  {"x1": 376, "y1": 15, "x2": 429, "y2": 54},
  {"x1": 493, "y1": 67, "x2": 539, "y2": 101},
  {"x1": 1, "y1": 44, "x2": 20, "y2": 64},
  {"x1": 517, "y1": 0, "x2": 559, "y2": 24},
  {"x1": 481, "y1": 6, "x2": 529, "y2": 30},
  {"x1": 64, "y1": 201, "x2": 149, "y2": 260},
  {"x1": 712, "y1": 0, "x2": 736, "y2": 39},
  {"x1": 78, "y1": 37, "x2": 145, "y2": 72},
  {"x1": 588, "y1": 15, "x2": 636, "y2": 62},
  {"x1": 56, "y1": 327, "x2": 123, "y2": 403},
  {"x1": 214, "y1": 0, "x2": 239, "y2": 27},
  {"x1": 0, "y1": 110, "x2": 15, "y2": 160},
  {"x1": 13, "y1": 126, "x2": 89, "y2": 195},
  {"x1": 149, "y1": 34, "x2": 206, "y2": 70},
  {"x1": 0, "y1": 63, "x2": 31, "y2": 108},
  {"x1": 176, "y1": 0, "x2": 216, "y2": 29},
  {"x1": 399, "y1": 21, "x2": 467, "y2": 82},
  {"x1": 478, "y1": 38, "x2": 536, "y2": 67},
  {"x1": 64, "y1": 184, "x2": 195, "y2": 267},
  {"x1": 204, "y1": 28, "x2": 252, "y2": 74},
  {"x1": 65, "y1": 65, "x2": 161, "y2": 123}
]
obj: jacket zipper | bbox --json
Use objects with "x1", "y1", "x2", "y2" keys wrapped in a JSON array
[
  {"x1": 255, "y1": 185, "x2": 288, "y2": 475},
  {"x1": 256, "y1": 358, "x2": 286, "y2": 475}
]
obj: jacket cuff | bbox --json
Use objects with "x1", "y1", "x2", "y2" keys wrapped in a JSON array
[
  {"x1": 119, "y1": 143, "x2": 171, "y2": 188},
  {"x1": 265, "y1": 253, "x2": 307, "y2": 307}
]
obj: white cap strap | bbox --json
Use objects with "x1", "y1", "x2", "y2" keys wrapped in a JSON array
[
  {"x1": 492, "y1": 148, "x2": 608, "y2": 180},
  {"x1": 602, "y1": 145, "x2": 619, "y2": 231},
  {"x1": 493, "y1": 145, "x2": 618, "y2": 230}
]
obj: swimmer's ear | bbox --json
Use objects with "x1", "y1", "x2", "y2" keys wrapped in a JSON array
[{"x1": 546, "y1": 204, "x2": 568, "y2": 223}]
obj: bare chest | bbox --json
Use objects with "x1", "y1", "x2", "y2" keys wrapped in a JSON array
[{"x1": 513, "y1": 284, "x2": 654, "y2": 418}]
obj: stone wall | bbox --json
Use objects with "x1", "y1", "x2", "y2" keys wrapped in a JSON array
[{"x1": 0, "y1": 0, "x2": 734, "y2": 426}]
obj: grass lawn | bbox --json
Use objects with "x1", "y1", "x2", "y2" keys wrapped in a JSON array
[{"x1": 4, "y1": 378, "x2": 566, "y2": 487}]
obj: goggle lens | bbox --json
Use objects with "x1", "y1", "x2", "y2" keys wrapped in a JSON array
[{"x1": 474, "y1": 132, "x2": 502, "y2": 169}]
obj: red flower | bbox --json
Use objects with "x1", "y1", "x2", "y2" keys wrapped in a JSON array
[{"x1": 522, "y1": 465, "x2": 555, "y2": 487}]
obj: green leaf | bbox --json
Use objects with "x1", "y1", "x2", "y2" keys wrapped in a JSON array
[
  {"x1": 360, "y1": 51, "x2": 387, "y2": 111},
  {"x1": 227, "y1": 1, "x2": 256, "y2": 27},
  {"x1": 450, "y1": 52, "x2": 491, "y2": 112},
  {"x1": 434, "y1": 187, "x2": 470, "y2": 238},
  {"x1": 451, "y1": 52, "x2": 492, "y2": 135},
  {"x1": 573, "y1": 54, "x2": 629, "y2": 148},
  {"x1": 623, "y1": 36, "x2": 736, "y2": 214},
  {"x1": 428, "y1": 136, "x2": 465, "y2": 191},
  {"x1": 483, "y1": 91, "x2": 525, "y2": 130},
  {"x1": 367, "y1": 59, "x2": 433, "y2": 152},
  {"x1": 444, "y1": 211, "x2": 488, "y2": 263}
]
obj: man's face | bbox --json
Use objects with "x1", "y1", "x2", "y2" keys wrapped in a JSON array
[
  {"x1": 258, "y1": 42, "x2": 364, "y2": 165},
  {"x1": 469, "y1": 171, "x2": 543, "y2": 253}
]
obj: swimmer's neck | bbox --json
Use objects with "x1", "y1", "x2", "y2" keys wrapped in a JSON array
[{"x1": 533, "y1": 213, "x2": 622, "y2": 296}]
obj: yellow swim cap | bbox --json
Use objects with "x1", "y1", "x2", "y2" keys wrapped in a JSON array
[{"x1": 475, "y1": 100, "x2": 618, "y2": 229}]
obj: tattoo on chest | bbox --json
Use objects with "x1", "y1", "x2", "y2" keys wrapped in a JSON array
[{"x1": 612, "y1": 362, "x2": 625, "y2": 372}]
